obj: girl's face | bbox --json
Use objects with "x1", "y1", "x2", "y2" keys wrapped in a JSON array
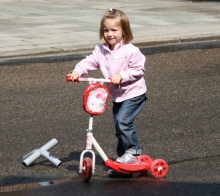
[{"x1": 103, "y1": 19, "x2": 123, "y2": 50}]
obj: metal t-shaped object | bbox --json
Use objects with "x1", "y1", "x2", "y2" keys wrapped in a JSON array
[{"x1": 22, "y1": 138, "x2": 62, "y2": 168}]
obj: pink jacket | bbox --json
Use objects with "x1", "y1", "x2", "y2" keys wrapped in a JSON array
[{"x1": 73, "y1": 41, "x2": 147, "y2": 102}]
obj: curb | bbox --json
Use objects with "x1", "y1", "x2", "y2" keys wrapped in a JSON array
[{"x1": 0, "y1": 37, "x2": 220, "y2": 65}]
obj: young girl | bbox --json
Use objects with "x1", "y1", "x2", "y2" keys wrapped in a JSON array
[{"x1": 67, "y1": 8, "x2": 147, "y2": 170}]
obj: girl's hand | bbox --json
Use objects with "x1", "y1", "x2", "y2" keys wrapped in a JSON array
[
  {"x1": 67, "y1": 71, "x2": 79, "y2": 82},
  {"x1": 111, "y1": 73, "x2": 122, "y2": 84}
]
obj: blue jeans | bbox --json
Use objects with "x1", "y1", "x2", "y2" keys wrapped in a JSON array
[{"x1": 113, "y1": 93, "x2": 147, "y2": 157}]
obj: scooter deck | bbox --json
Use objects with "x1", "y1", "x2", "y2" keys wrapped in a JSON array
[
  {"x1": 118, "y1": 163, "x2": 148, "y2": 172},
  {"x1": 104, "y1": 159, "x2": 151, "y2": 174}
]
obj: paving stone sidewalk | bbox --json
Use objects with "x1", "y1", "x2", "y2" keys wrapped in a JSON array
[{"x1": 0, "y1": 0, "x2": 220, "y2": 59}]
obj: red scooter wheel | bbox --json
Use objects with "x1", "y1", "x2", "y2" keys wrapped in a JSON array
[
  {"x1": 82, "y1": 157, "x2": 92, "y2": 181},
  {"x1": 150, "y1": 159, "x2": 168, "y2": 179}
]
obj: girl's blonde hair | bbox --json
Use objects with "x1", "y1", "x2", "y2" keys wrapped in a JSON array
[{"x1": 99, "y1": 9, "x2": 133, "y2": 45}]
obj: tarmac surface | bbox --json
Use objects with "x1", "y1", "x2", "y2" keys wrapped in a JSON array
[
  {"x1": 0, "y1": 48, "x2": 220, "y2": 195},
  {"x1": 0, "y1": 0, "x2": 220, "y2": 62}
]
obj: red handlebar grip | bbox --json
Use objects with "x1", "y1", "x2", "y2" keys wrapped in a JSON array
[
  {"x1": 66, "y1": 76, "x2": 79, "y2": 83},
  {"x1": 66, "y1": 76, "x2": 72, "y2": 82}
]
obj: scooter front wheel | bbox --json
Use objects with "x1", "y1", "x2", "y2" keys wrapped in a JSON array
[
  {"x1": 82, "y1": 157, "x2": 92, "y2": 181},
  {"x1": 150, "y1": 159, "x2": 168, "y2": 179}
]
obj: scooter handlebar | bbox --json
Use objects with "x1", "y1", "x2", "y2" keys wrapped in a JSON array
[
  {"x1": 66, "y1": 76, "x2": 112, "y2": 84},
  {"x1": 66, "y1": 75, "x2": 79, "y2": 82}
]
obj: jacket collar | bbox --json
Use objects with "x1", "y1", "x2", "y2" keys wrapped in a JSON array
[{"x1": 103, "y1": 39, "x2": 124, "y2": 52}]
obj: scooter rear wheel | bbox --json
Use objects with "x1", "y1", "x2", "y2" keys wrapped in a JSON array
[
  {"x1": 150, "y1": 159, "x2": 168, "y2": 179},
  {"x1": 82, "y1": 157, "x2": 92, "y2": 181}
]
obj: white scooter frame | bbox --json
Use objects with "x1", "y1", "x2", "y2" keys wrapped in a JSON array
[{"x1": 79, "y1": 115, "x2": 109, "y2": 174}]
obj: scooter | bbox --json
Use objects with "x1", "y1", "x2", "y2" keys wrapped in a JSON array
[{"x1": 66, "y1": 76, "x2": 168, "y2": 181}]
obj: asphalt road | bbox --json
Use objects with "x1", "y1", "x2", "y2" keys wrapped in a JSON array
[{"x1": 0, "y1": 46, "x2": 220, "y2": 195}]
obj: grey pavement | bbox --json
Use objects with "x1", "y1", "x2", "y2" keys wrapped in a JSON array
[{"x1": 0, "y1": 0, "x2": 220, "y2": 61}]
